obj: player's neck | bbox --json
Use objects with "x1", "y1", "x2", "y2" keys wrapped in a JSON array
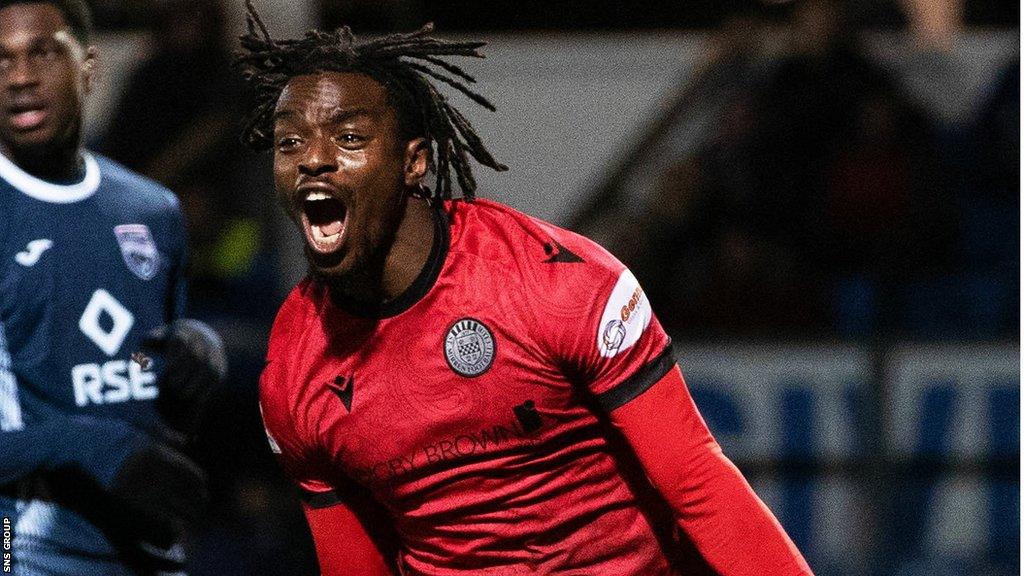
[
  {"x1": 1, "y1": 142, "x2": 84, "y2": 184},
  {"x1": 381, "y1": 198, "x2": 437, "y2": 300},
  {"x1": 332, "y1": 197, "x2": 438, "y2": 310}
]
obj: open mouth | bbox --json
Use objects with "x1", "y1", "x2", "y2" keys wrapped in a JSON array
[{"x1": 300, "y1": 190, "x2": 348, "y2": 255}]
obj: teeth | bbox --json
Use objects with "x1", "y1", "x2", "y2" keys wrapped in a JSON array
[{"x1": 305, "y1": 191, "x2": 332, "y2": 202}]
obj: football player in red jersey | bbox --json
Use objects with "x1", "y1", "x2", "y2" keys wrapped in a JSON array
[{"x1": 238, "y1": 3, "x2": 813, "y2": 575}]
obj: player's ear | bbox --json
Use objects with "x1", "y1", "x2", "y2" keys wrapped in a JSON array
[
  {"x1": 402, "y1": 137, "x2": 429, "y2": 188},
  {"x1": 81, "y1": 46, "x2": 98, "y2": 95}
]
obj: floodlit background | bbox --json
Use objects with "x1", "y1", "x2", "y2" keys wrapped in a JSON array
[{"x1": 75, "y1": 0, "x2": 1019, "y2": 574}]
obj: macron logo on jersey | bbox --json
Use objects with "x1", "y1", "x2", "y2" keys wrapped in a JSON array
[
  {"x1": 14, "y1": 239, "x2": 53, "y2": 267},
  {"x1": 596, "y1": 269, "x2": 652, "y2": 358}
]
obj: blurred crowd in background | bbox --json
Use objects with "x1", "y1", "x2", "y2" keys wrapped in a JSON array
[
  {"x1": 71, "y1": 0, "x2": 1017, "y2": 574},
  {"x1": 582, "y1": 0, "x2": 1019, "y2": 341}
]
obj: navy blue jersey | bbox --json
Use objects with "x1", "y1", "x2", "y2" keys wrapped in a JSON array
[
  {"x1": 0, "y1": 151, "x2": 189, "y2": 572},
  {"x1": 0, "y1": 151, "x2": 186, "y2": 437}
]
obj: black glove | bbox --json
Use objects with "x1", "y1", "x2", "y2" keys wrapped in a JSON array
[
  {"x1": 39, "y1": 417, "x2": 209, "y2": 573},
  {"x1": 107, "y1": 440, "x2": 210, "y2": 548},
  {"x1": 142, "y1": 319, "x2": 227, "y2": 439}
]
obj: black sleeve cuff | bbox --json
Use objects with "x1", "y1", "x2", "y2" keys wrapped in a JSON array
[
  {"x1": 595, "y1": 343, "x2": 676, "y2": 412},
  {"x1": 299, "y1": 488, "x2": 344, "y2": 509}
]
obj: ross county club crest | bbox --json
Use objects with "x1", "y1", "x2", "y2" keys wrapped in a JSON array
[
  {"x1": 114, "y1": 224, "x2": 160, "y2": 281},
  {"x1": 444, "y1": 318, "x2": 495, "y2": 377}
]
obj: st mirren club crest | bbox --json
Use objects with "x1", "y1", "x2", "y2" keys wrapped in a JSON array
[
  {"x1": 114, "y1": 224, "x2": 160, "y2": 281},
  {"x1": 444, "y1": 318, "x2": 496, "y2": 377}
]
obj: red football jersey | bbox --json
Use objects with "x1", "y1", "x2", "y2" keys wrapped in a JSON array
[{"x1": 260, "y1": 199, "x2": 684, "y2": 575}]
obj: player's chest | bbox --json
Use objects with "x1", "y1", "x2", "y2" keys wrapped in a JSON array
[
  {"x1": 4, "y1": 203, "x2": 170, "y2": 302},
  {"x1": 292, "y1": 311, "x2": 576, "y2": 493},
  {"x1": 1, "y1": 201, "x2": 174, "y2": 369}
]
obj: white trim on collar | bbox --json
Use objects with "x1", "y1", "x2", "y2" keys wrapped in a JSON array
[{"x1": 0, "y1": 151, "x2": 101, "y2": 203}]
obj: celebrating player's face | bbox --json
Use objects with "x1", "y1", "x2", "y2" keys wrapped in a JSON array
[
  {"x1": 0, "y1": 3, "x2": 94, "y2": 158},
  {"x1": 273, "y1": 72, "x2": 416, "y2": 279}
]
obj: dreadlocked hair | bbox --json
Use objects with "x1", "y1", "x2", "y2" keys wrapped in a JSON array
[{"x1": 235, "y1": 0, "x2": 507, "y2": 201}]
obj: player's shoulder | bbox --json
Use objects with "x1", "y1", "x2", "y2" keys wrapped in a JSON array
[
  {"x1": 448, "y1": 199, "x2": 645, "y2": 351},
  {"x1": 449, "y1": 198, "x2": 625, "y2": 275},
  {"x1": 448, "y1": 198, "x2": 626, "y2": 295},
  {"x1": 92, "y1": 153, "x2": 182, "y2": 216}
]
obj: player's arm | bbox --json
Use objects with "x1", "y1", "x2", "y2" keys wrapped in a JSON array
[
  {"x1": 542, "y1": 253, "x2": 811, "y2": 575},
  {"x1": 605, "y1": 360, "x2": 813, "y2": 576},
  {"x1": 0, "y1": 413, "x2": 207, "y2": 546},
  {"x1": 301, "y1": 488, "x2": 399, "y2": 576},
  {"x1": 0, "y1": 414, "x2": 142, "y2": 486}
]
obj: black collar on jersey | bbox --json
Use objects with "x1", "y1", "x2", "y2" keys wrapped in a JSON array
[{"x1": 331, "y1": 204, "x2": 450, "y2": 319}]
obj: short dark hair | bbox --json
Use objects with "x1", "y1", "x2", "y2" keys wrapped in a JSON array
[
  {"x1": 0, "y1": 0, "x2": 93, "y2": 46},
  {"x1": 235, "y1": 0, "x2": 507, "y2": 201}
]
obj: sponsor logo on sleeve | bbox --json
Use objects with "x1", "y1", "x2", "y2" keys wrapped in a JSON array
[{"x1": 596, "y1": 269, "x2": 652, "y2": 357}]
